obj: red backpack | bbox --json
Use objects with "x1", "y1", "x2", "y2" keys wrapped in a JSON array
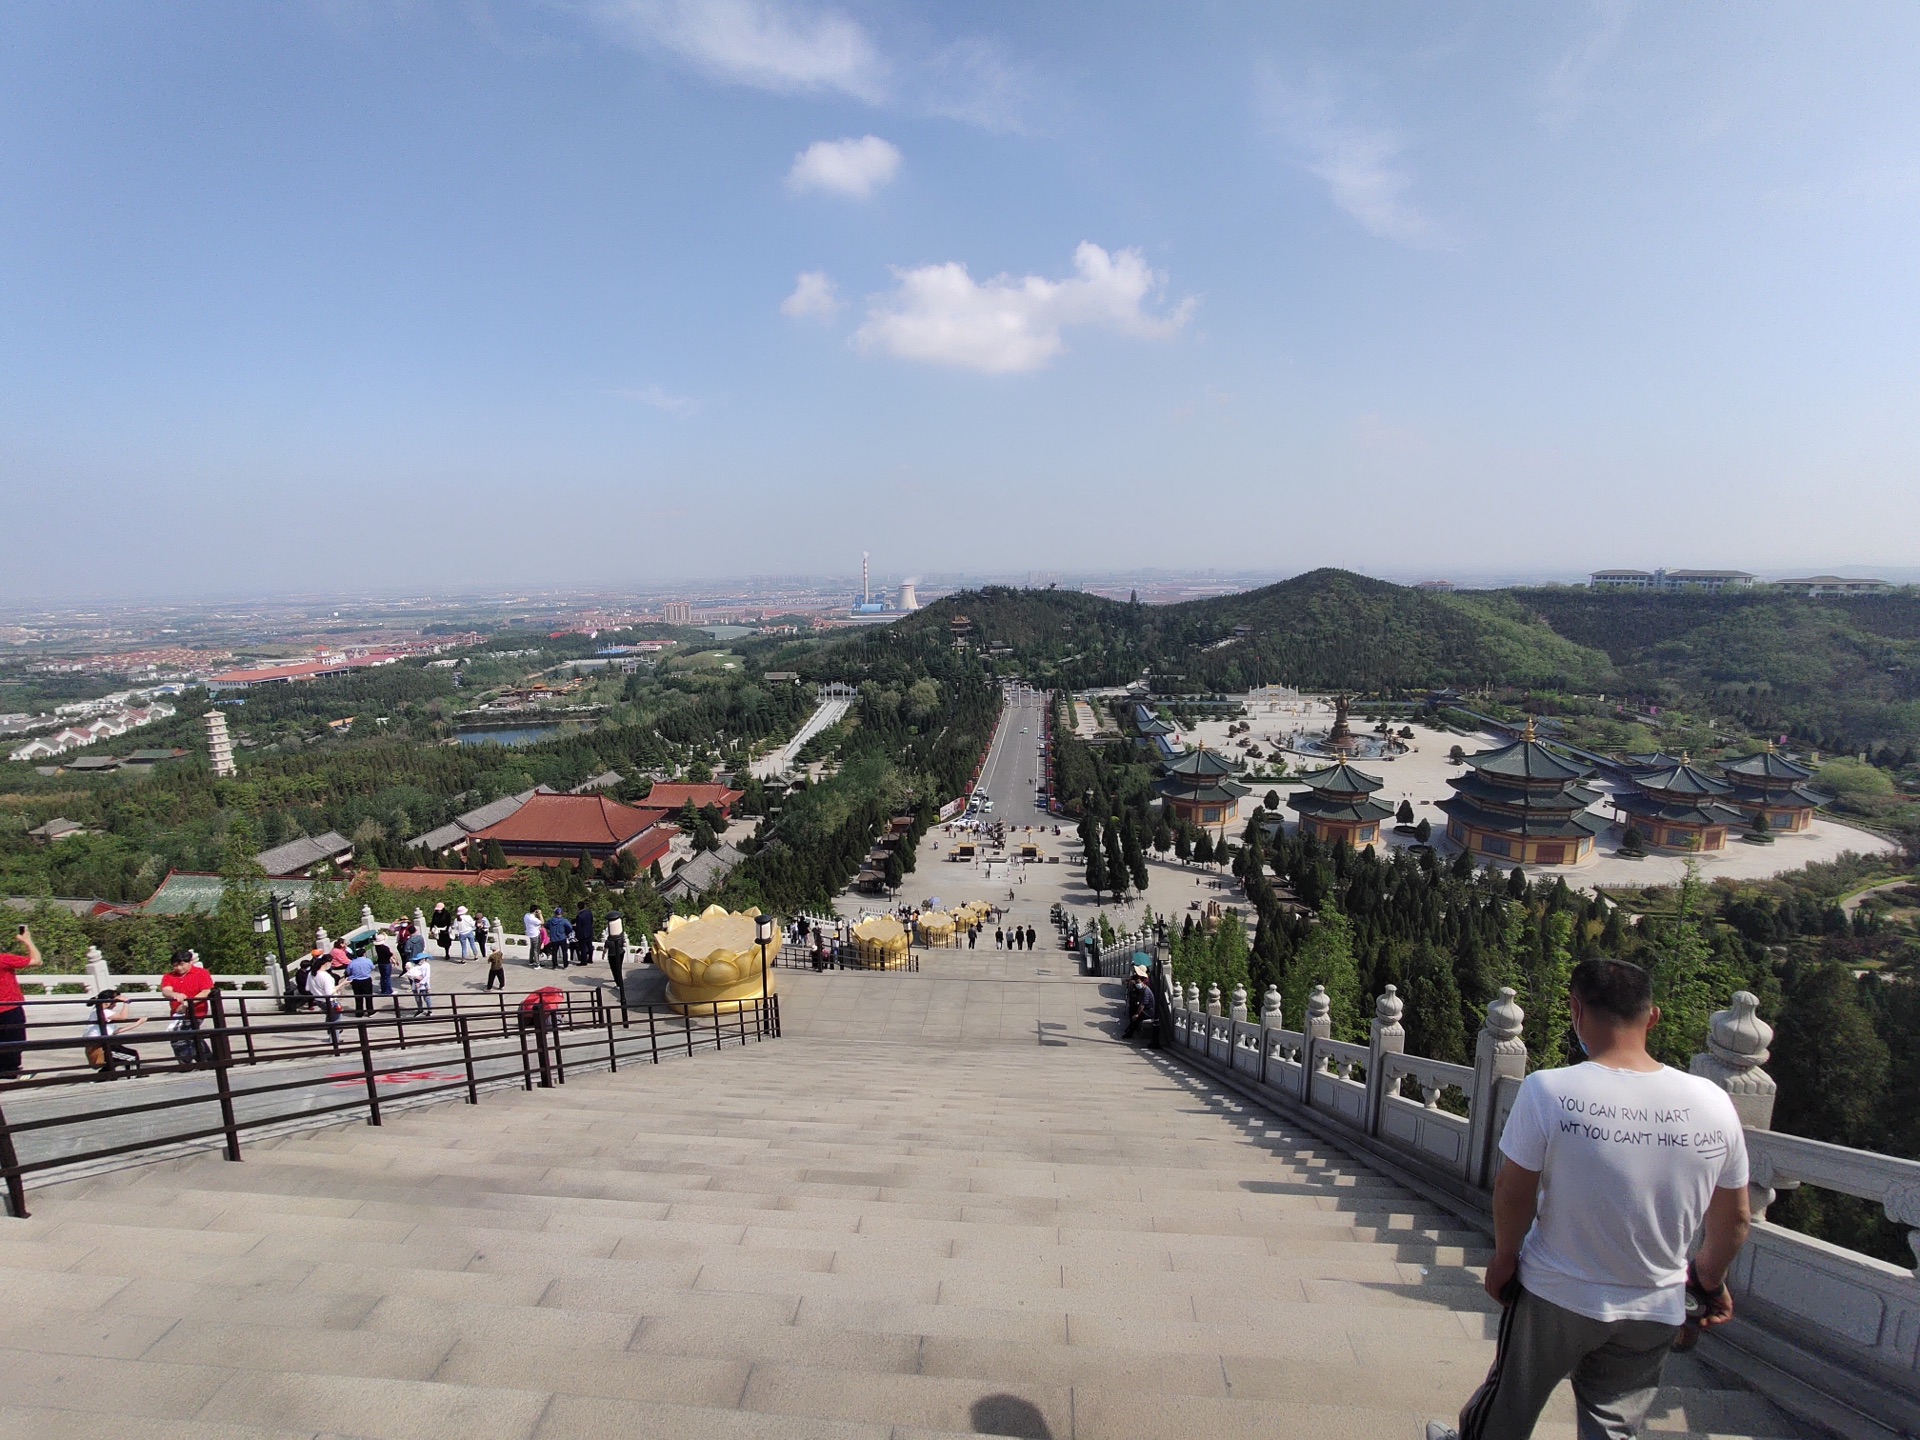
[{"x1": 518, "y1": 986, "x2": 566, "y2": 1024}]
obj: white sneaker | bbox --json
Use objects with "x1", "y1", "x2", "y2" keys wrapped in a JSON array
[{"x1": 1426, "y1": 1425, "x2": 1460, "y2": 1440}]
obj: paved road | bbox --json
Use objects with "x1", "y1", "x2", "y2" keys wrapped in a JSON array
[{"x1": 971, "y1": 686, "x2": 1053, "y2": 834}]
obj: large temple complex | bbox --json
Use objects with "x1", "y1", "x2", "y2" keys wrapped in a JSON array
[
  {"x1": 1615, "y1": 754, "x2": 1748, "y2": 851},
  {"x1": 1286, "y1": 759, "x2": 1396, "y2": 847},
  {"x1": 1437, "y1": 720, "x2": 1609, "y2": 866},
  {"x1": 1139, "y1": 693, "x2": 1841, "y2": 874},
  {"x1": 1153, "y1": 745, "x2": 1249, "y2": 834},
  {"x1": 1719, "y1": 744, "x2": 1828, "y2": 833}
]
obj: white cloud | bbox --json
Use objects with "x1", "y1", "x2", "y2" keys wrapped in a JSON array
[
  {"x1": 918, "y1": 36, "x2": 1035, "y2": 134},
  {"x1": 1262, "y1": 72, "x2": 1441, "y2": 248},
  {"x1": 616, "y1": 384, "x2": 699, "y2": 412},
  {"x1": 780, "y1": 271, "x2": 842, "y2": 321},
  {"x1": 786, "y1": 136, "x2": 901, "y2": 199},
  {"x1": 854, "y1": 243, "x2": 1193, "y2": 375},
  {"x1": 1541, "y1": 1, "x2": 1635, "y2": 129},
  {"x1": 592, "y1": 0, "x2": 885, "y2": 102}
]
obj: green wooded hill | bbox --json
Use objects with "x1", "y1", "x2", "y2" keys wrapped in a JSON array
[
  {"x1": 1513, "y1": 588, "x2": 1920, "y2": 753},
  {"x1": 882, "y1": 573, "x2": 1920, "y2": 751},
  {"x1": 887, "y1": 570, "x2": 1615, "y2": 694}
]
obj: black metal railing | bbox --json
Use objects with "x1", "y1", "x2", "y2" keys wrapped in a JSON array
[
  {"x1": 0, "y1": 987, "x2": 779, "y2": 1220},
  {"x1": 770, "y1": 940, "x2": 920, "y2": 972}
]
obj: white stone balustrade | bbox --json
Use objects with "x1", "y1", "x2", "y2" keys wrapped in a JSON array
[{"x1": 1153, "y1": 966, "x2": 1920, "y2": 1427}]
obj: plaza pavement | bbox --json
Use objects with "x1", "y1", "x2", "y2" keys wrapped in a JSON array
[{"x1": 1178, "y1": 703, "x2": 1898, "y2": 890}]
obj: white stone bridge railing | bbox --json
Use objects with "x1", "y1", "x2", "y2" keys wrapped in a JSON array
[{"x1": 1160, "y1": 976, "x2": 1920, "y2": 1436}]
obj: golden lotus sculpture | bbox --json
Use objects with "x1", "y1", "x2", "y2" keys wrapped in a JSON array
[
  {"x1": 916, "y1": 909, "x2": 957, "y2": 945},
  {"x1": 851, "y1": 915, "x2": 911, "y2": 969},
  {"x1": 652, "y1": 905, "x2": 777, "y2": 1014}
]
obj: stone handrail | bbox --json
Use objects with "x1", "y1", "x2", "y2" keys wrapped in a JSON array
[
  {"x1": 1747, "y1": 1129, "x2": 1920, "y2": 1247},
  {"x1": 1155, "y1": 969, "x2": 1920, "y2": 1432}
]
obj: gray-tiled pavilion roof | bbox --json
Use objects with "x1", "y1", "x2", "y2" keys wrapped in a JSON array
[{"x1": 254, "y1": 831, "x2": 352, "y2": 877}]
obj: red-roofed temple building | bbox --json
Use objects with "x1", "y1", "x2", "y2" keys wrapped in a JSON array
[
  {"x1": 642, "y1": 783, "x2": 745, "y2": 817},
  {"x1": 467, "y1": 793, "x2": 675, "y2": 869}
]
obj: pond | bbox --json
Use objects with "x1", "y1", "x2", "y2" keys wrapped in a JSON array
[{"x1": 455, "y1": 725, "x2": 563, "y2": 747}]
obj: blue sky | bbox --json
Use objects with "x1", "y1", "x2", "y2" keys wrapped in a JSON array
[{"x1": 4, "y1": 1, "x2": 1919, "y2": 598}]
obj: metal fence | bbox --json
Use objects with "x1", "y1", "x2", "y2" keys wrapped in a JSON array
[
  {"x1": 0, "y1": 985, "x2": 779, "y2": 1220},
  {"x1": 771, "y1": 940, "x2": 920, "y2": 972}
]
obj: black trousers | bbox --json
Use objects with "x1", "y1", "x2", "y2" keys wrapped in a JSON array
[
  {"x1": 351, "y1": 979, "x2": 374, "y2": 1017},
  {"x1": 486, "y1": 965, "x2": 505, "y2": 991},
  {"x1": 0, "y1": 1005, "x2": 24, "y2": 1078}
]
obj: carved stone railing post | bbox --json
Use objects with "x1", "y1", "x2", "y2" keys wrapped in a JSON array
[
  {"x1": 1205, "y1": 984, "x2": 1222, "y2": 1018},
  {"x1": 1468, "y1": 987, "x2": 1527, "y2": 1188},
  {"x1": 263, "y1": 952, "x2": 285, "y2": 997},
  {"x1": 360, "y1": 903, "x2": 378, "y2": 933},
  {"x1": 84, "y1": 945, "x2": 110, "y2": 995},
  {"x1": 1185, "y1": 983, "x2": 1200, "y2": 1013},
  {"x1": 1367, "y1": 984, "x2": 1406, "y2": 1134},
  {"x1": 1230, "y1": 985, "x2": 1248, "y2": 1024},
  {"x1": 314, "y1": 926, "x2": 331, "y2": 956},
  {"x1": 1304, "y1": 984, "x2": 1332, "y2": 1078},
  {"x1": 1691, "y1": 990, "x2": 1783, "y2": 1216},
  {"x1": 1260, "y1": 986, "x2": 1283, "y2": 1030},
  {"x1": 1691, "y1": 990, "x2": 1777, "y2": 1130}
]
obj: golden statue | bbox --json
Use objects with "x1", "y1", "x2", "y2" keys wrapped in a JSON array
[
  {"x1": 652, "y1": 905, "x2": 778, "y2": 1014},
  {"x1": 851, "y1": 915, "x2": 912, "y2": 969}
]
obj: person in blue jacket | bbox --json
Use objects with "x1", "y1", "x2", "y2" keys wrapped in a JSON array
[{"x1": 545, "y1": 910, "x2": 574, "y2": 969}]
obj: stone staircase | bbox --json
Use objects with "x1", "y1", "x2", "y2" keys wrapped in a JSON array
[{"x1": 0, "y1": 956, "x2": 1812, "y2": 1439}]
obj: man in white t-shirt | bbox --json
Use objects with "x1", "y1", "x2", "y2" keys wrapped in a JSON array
[{"x1": 1430, "y1": 958, "x2": 1752, "y2": 1440}]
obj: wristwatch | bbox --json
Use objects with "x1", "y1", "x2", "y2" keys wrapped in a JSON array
[{"x1": 1684, "y1": 1262, "x2": 1727, "y2": 1319}]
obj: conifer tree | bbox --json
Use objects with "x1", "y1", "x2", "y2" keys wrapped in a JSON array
[
  {"x1": 1084, "y1": 833, "x2": 1108, "y2": 899},
  {"x1": 1104, "y1": 822, "x2": 1129, "y2": 900},
  {"x1": 1523, "y1": 909, "x2": 1576, "y2": 1069},
  {"x1": 1285, "y1": 905, "x2": 1361, "y2": 1041},
  {"x1": 1122, "y1": 821, "x2": 1149, "y2": 893},
  {"x1": 1404, "y1": 938, "x2": 1468, "y2": 1064}
]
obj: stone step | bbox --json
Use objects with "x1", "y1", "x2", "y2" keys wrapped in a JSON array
[{"x1": 0, "y1": 969, "x2": 1817, "y2": 1440}]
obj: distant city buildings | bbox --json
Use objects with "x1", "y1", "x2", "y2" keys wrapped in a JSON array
[
  {"x1": 1590, "y1": 569, "x2": 1755, "y2": 592},
  {"x1": 206, "y1": 654, "x2": 401, "y2": 691},
  {"x1": 1590, "y1": 568, "x2": 1893, "y2": 596},
  {"x1": 7, "y1": 701, "x2": 176, "y2": 761},
  {"x1": 662, "y1": 601, "x2": 694, "y2": 625},
  {"x1": 1774, "y1": 575, "x2": 1892, "y2": 596}
]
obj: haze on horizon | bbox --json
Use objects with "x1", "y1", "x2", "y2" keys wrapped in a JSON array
[{"x1": 3, "y1": 1, "x2": 1918, "y2": 601}]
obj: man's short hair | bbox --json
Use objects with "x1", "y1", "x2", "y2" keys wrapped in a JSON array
[
  {"x1": 168, "y1": 950, "x2": 192, "y2": 967},
  {"x1": 1570, "y1": 957, "x2": 1653, "y2": 1023}
]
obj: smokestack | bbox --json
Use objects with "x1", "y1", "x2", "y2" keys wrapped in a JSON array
[{"x1": 862, "y1": 551, "x2": 870, "y2": 607}]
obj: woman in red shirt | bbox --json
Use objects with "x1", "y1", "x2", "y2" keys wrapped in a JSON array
[{"x1": 1, "y1": 924, "x2": 42, "y2": 1081}]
